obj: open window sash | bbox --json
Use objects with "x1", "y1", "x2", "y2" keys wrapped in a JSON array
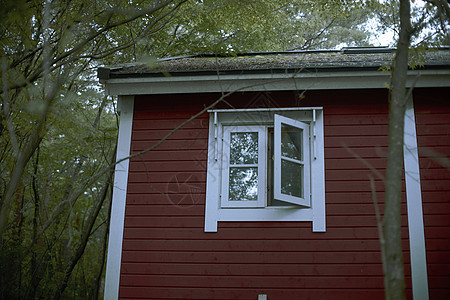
[
  {"x1": 221, "y1": 125, "x2": 266, "y2": 208},
  {"x1": 274, "y1": 114, "x2": 311, "y2": 207}
]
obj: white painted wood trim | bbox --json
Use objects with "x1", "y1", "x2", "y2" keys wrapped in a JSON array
[
  {"x1": 204, "y1": 115, "x2": 220, "y2": 232},
  {"x1": 219, "y1": 207, "x2": 313, "y2": 221},
  {"x1": 221, "y1": 126, "x2": 266, "y2": 208},
  {"x1": 404, "y1": 95, "x2": 429, "y2": 300},
  {"x1": 104, "y1": 69, "x2": 450, "y2": 95},
  {"x1": 204, "y1": 108, "x2": 326, "y2": 232},
  {"x1": 104, "y1": 96, "x2": 134, "y2": 300},
  {"x1": 311, "y1": 109, "x2": 326, "y2": 232},
  {"x1": 274, "y1": 114, "x2": 311, "y2": 207},
  {"x1": 209, "y1": 107, "x2": 324, "y2": 113}
]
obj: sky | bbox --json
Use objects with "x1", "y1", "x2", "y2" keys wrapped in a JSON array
[
  {"x1": 364, "y1": 0, "x2": 433, "y2": 47},
  {"x1": 367, "y1": 18, "x2": 396, "y2": 47}
]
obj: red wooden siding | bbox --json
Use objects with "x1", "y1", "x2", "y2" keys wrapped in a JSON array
[
  {"x1": 414, "y1": 88, "x2": 450, "y2": 300},
  {"x1": 119, "y1": 89, "x2": 449, "y2": 299}
]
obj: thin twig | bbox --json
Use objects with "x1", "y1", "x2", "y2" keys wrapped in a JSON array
[
  {"x1": 368, "y1": 175, "x2": 387, "y2": 277},
  {"x1": 342, "y1": 143, "x2": 385, "y2": 180}
]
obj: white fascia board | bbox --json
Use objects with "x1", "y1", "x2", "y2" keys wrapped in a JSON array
[
  {"x1": 104, "y1": 69, "x2": 450, "y2": 96},
  {"x1": 104, "y1": 95, "x2": 134, "y2": 300}
]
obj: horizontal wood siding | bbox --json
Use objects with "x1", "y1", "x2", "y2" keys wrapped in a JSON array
[
  {"x1": 119, "y1": 89, "x2": 449, "y2": 299},
  {"x1": 414, "y1": 88, "x2": 450, "y2": 300}
]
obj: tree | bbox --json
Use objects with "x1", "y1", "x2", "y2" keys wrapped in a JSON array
[
  {"x1": 383, "y1": 0, "x2": 412, "y2": 298},
  {"x1": 155, "y1": 0, "x2": 374, "y2": 55},
  {"x1": 1, "y1": 0, "x2": 188, "y2": 298},
  {"x1": 373, "y1": 0, "x2": 448, "y2": 298},
  {"x1": 0, "y1": 0, "x2": 188, "y2": 240}
]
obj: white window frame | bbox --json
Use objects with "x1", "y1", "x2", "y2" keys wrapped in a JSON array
[
  {"x1": 274, "y1": 114, "x2": 311, "y2": 207},
  {"x1": 221, "y1": 125, "x2": 266, "y2": 208},
  {"x1": 204, "y1": 107, "x2": 325, "y2": 233}
]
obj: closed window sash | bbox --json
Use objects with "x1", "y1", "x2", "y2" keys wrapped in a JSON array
[{"x1": 221, "y1": 126, "x2": 266, "y2": 208}]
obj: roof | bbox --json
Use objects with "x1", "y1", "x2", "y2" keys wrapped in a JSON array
[
  {"x1": 98, "y1": 47, "x2": 450, "y2": 80},
  {"x1": 98, "y1": 47, "x2": 450, "y2": 95}
]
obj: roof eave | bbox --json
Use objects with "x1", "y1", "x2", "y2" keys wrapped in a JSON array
[{"x1": 101, "y1": 68, "x2": 450, "y2": 96}]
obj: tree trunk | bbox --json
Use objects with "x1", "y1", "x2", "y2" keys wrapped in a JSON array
[
  {"x1": 383, "y1": 0, "x2": 412, "y2": 299},
  {"x1": 0, "y1": 77, "x2": 61, "y2": 243},
  {"x1": 28, "y1": 147, "x2": 43, "y2": 299},
  {"x1": 94, "y1": 182, "x2": 113, "y2": 300}
]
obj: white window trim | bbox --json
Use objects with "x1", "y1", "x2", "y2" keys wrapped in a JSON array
[
  {"x1": 104, "y1": 95, "x2": 134, "y2": 300},
  {"x1": 221, "y1": 126, "x2": 266, "y2": 208},
  {"x1": 204, "y1": 107, "x2": 325, "y2": 233},
  {"x1": 404, "y1": 95, "x2": 429, "y2": 300},
  {"x1": 274, "y1": 114, "x2": 311, "y2": 207}
]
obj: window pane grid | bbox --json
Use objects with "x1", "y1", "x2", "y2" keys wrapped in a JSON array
[
  {"x1": 230, "y1": 163, "x2": 258, "y2": 167},
  {"x1": 280, "y1": 155, "x2": 304, "y2": 165},
  {"x1": 274, "y1": 114, "x2": 310, "y2": 207},
  {"x1": 221, "y1": 125, "x2": 265, "y2": 208}
]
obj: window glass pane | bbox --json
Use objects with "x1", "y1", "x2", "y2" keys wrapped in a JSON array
[
  {"x1": 230, "y1": 132, "x2": 258, "y2": 165},
  {"x1": 229, "y1": 167, "x2": 258, "y2": 201},
  {"x1": 268, "y1": 129, "x2": 292, "y2": 206},
  {"x1": 281, "y1": 159, "x2": 303, "y2": 198},
  {"x1": 281, "y1": 125, "x2": 302, "y2": 160}
]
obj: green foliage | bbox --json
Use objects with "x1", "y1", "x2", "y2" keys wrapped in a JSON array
[
  {"x1": 0, "y1": 84, "x2": 116, "y2": 298},
  {"x1": 140, "y1": 0, "x2": 374, "y2": 56}
]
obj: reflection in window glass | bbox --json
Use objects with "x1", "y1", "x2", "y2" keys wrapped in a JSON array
[
  {"x1": 229, "y1": 167, "x2": 258, "y2": 201},
  {"x1": 281, "y1": 160, "x2": 303, "y2": 198},
  {"x1": 281, "y1": 125, "x2": 302, "y2": 160},
  {"x1": 228, "y1": 131, "x2": 259, "y2": 201},
  {"x1": 230, "y1": 132, "x2": 258, "y2": 165},
  {"x1": 268, "y1": 129, "x2": 292, "y2": 206}
]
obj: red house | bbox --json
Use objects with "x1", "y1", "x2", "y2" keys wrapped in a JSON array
[{"x1": 98, "y1": 48, "x2": 450, "y2": 300}]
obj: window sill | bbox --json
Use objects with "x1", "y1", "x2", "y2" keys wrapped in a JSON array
[{"x1": 205, "y1": 204, "x2": 325, "y2": 233}]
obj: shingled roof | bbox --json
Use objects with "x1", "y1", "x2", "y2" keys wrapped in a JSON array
[{"x1": 98, "y1": 47, "x2": 450, "y2": 80}]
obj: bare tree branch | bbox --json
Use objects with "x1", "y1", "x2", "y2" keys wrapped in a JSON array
[
  {"x1": 426, "y1": 0, "x2": 450, "y2": 21},
  {"x1": 0, "y1": 69, "x2": 67, "y2": 242},
  {"x1": 52, "y1": 146, "x2": 116, "y2": 300}
]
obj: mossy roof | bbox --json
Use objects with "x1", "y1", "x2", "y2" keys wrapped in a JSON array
[{"x1": 98, "y1": 48, "x2": 450, "y2": 79}]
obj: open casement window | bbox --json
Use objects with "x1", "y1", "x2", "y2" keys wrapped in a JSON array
[
  {"x1": 274, "y1": 114, "x2": 310, "y2": 207},
  {"x1": 221, "y1": 116, "x2": 310, "y2": 208},
  {"x1": 204, "y1": 107, "x2": 325, "y2": 233}
]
